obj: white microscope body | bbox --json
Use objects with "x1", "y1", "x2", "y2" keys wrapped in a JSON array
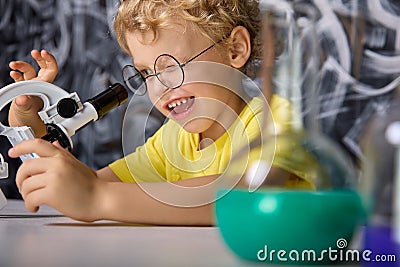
[{"x1": 0, "y1": 80, "x2": 128, "y2": 209}]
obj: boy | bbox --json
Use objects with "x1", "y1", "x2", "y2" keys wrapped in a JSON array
[{"x1": 8, "y1": 0, "x2": 312, "y2": 224}]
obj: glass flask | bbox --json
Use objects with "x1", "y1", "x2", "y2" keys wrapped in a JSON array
[
  {"x1": 215, "y1": 1, "x2": 364, "y2": 265},
  {"x1": 361, "y1": 89, "x2": 400, "y2": 266}
]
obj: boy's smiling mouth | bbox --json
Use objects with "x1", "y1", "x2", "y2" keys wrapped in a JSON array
[{"x1": 166, "y1": 96, "x2": 195, "y2": 119}]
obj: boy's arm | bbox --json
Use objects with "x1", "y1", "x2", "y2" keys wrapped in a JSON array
[{"x1": 97, "y1": 174, "x2": 217, "y2": 225}]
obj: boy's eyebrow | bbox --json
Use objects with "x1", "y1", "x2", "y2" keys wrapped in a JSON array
[{"x1": 133, "y1": 51, "x2": 188, "y2": 70}]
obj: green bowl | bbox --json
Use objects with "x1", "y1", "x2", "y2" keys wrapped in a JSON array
[{"x1": 215, "y1": 189, "x2": 364, "y2": 265}]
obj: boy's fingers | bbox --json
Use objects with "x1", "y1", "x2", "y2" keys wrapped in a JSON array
[
  {"x1": 9, "y1": 50, "x2": 58, "y2": 83},
  {"x1": 9, "y1": 95, "x2": 46, "y2": 136},
  {"x1": 13, "y1": 95, "x2": 30, "y2": 106},
  {"x1": 8, "y1": 139, "x2": 60, "y2": 159},
  {"x1": 30, "y1": 49, "x2": 41, "y2": 60},
  {"x1": 9, "y1": 70, "x2": 24, "y2": 82},
  {"x1": 9, "y1": 61, "x2": 37, "y2": 80},
  {"x1": 31, "y1": 50, "x2": 58, "y2": 70},
  {"x1": 16, "y1": 159, "x2": 51, "y2": 190},
  {"x1": 32, "y1": 50, "x2": 49, "y2": 70},
  {"x1": 12, "y1": 95, "x2": 43, "y2": 112},
  {"x1": 41, "y1": 50, "x2": 58, "y2": 69},
  {"x1": 33, "y1": 50, "x2": 58, "y2": 83},
  {"x1": 23, "y1": 188, "x2": 44, "y2": 213}
]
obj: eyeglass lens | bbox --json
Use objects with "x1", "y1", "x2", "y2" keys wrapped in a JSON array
[
  {"x1": 122, "y1": 65, "x2": 147, "y2": 95},
  {"x1": 154, "y1": 54, "x2": 184, "y2": 89}
]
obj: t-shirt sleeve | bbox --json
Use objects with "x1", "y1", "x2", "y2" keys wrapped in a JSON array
[{"x1": 109, "y1": 127, "x2": 167, "y2": 183}]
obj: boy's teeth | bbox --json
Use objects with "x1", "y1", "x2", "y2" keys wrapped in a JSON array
[{"x1": 168, "y1": 97, "x2": 189, "y2": 109}]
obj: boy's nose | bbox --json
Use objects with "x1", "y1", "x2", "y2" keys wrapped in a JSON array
[{"x1": 147, "y1": 77, "x2": 171, "y2": 96}]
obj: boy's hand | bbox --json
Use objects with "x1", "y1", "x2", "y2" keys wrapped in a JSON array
[
  {"x1": 8, "y1": 50, "x2": 59, "y2": 137},
  {"x1": 9, "y1": 139, "x2": 102, "y2": 222},
  {"x1": 8, "y1": 95, "x2": 46, "y2": 137},
  {"x1": 9, "y1": 50, "x2": 58, "y2": 83}
]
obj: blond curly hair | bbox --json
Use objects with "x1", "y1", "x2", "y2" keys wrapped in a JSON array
[{"x1": 114, "y1": 0, "x2": 261, "y2": 78}]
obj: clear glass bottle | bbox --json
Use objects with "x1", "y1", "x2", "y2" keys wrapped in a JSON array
[
  {"x1": 215, "y1": 2, "x2": 364, "y2": 265},
  {"x1": 361, "y1": 89, "x2": 400, "y2": 265}
]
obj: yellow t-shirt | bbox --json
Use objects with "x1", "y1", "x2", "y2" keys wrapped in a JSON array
[
  {"x1": 110, "y1": 96, "x2": 263, "y2": 183},
  {"x1": 109, "y1": 95, "x2": 322, "y2": 188}
]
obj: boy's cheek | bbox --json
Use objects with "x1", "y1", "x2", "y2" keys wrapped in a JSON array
[
  {"x1": 149, "y1": 97, "x2": 167, "y2": 115},
  {"x1": 148, "y1": 93, "x2": 158, "y2": 106}
]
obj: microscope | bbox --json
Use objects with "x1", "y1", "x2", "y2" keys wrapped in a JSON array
[{"x1": 0, "y1": 80, "x2": 128, "y2": 209}]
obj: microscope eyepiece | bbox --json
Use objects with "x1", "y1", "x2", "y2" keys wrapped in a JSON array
[{"x1": 87, "y1": 83, "x2": 128, "y2": 119}]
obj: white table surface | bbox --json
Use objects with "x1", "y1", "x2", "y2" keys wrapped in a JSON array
[
  {"x1": 0, "y1": 200, "x2": 256, "y2": 267},
  {"x1": 0, "y1": 200, "x2": 359, "y2": 267}
]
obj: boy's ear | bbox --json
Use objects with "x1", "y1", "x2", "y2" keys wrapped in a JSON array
[{"x1": 227, "y1": 26, "x2": 251, "y2": 69}]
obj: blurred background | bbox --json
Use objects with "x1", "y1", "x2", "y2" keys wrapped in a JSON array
[
  {"x1": 304, "y1": 0, "x2": 400, "y2": 161},
  {"x1": 258, "y1": 0, "x2": 400, "y2": 164}
]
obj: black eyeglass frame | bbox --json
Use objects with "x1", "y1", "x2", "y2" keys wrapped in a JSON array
[{"x1": 122, "y1": 41, "x2": 218, "y2": 95}]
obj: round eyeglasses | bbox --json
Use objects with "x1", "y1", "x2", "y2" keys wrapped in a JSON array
[{"x1": 122, "y1": 42, "x2": 217, "y2": 95}]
